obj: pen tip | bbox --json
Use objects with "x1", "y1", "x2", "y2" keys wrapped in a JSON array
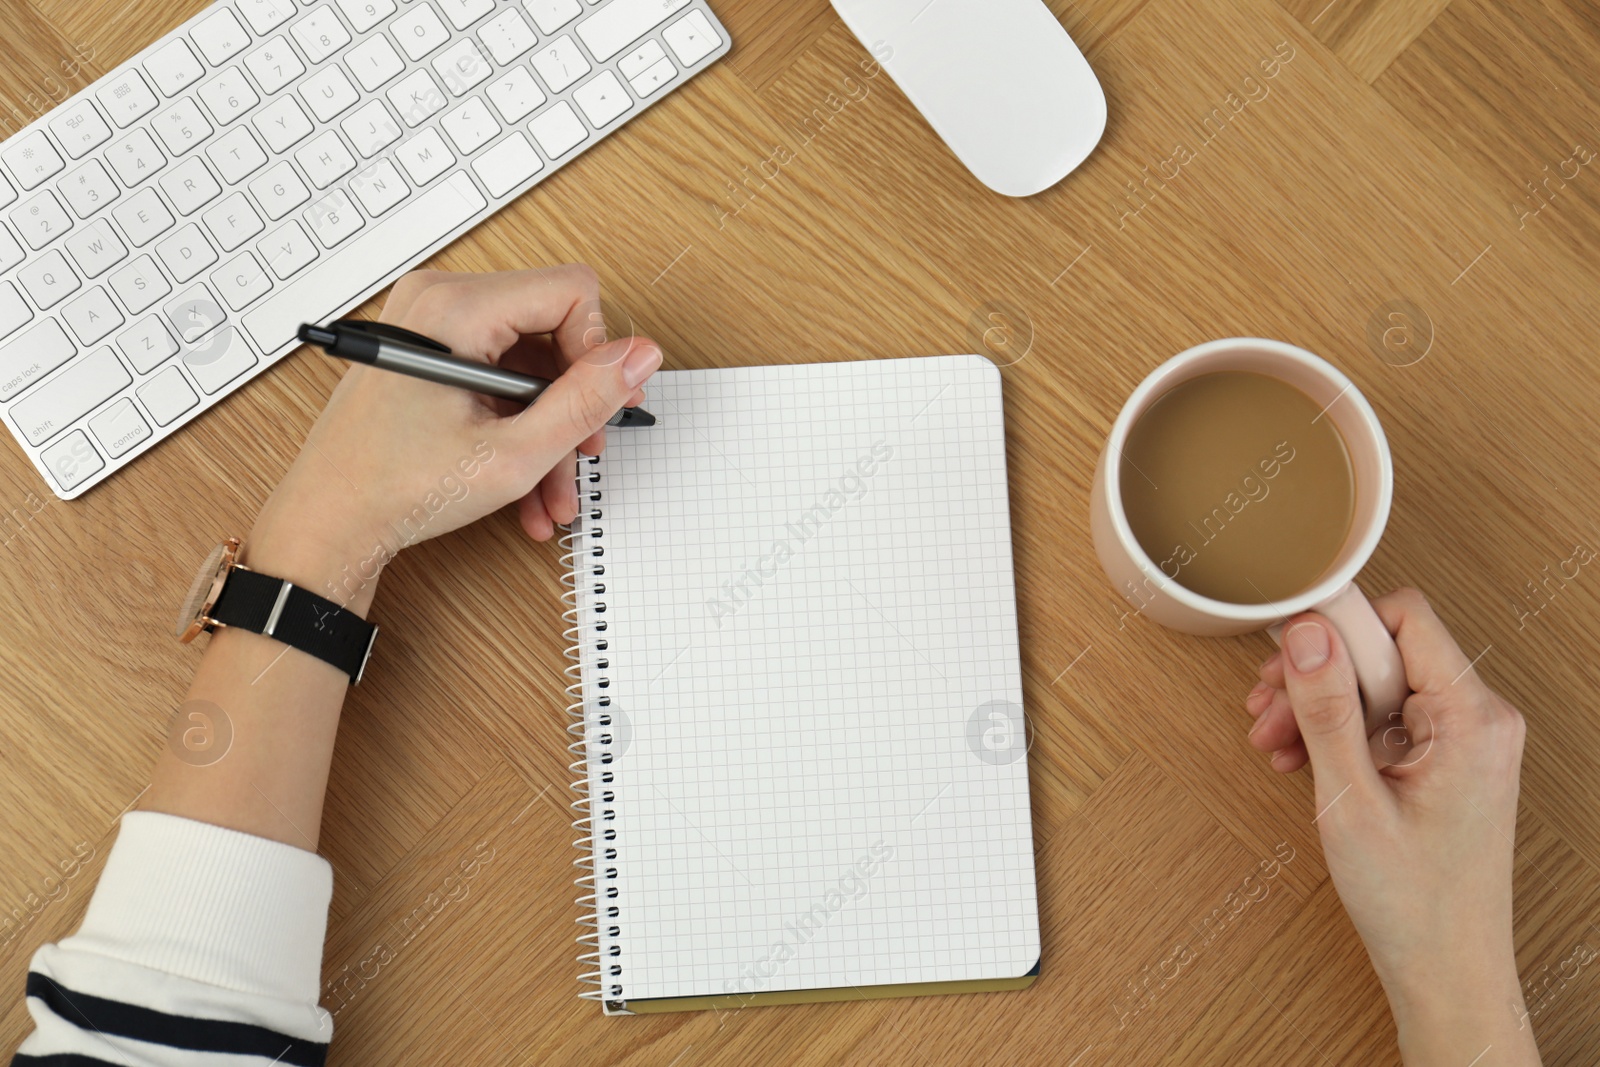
[{"x1": 616, "y1": 407, "x2": 657, "y2": 428}]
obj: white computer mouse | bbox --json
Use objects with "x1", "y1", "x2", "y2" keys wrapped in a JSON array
[{"x1": 832, "y1": 0, "x2": 1107, "y2": 197}]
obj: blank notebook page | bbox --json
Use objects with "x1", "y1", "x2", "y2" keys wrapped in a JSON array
[{"x1": 577, "y1": 355, "x2": 1039, "y2": 1005}]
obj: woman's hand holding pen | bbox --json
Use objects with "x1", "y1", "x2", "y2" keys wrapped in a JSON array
[{"x1": 245, "y1": 267, "x2": 663, "y2": 607}]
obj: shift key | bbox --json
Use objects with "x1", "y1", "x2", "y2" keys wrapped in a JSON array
[{"x1": 10, "y1": 348, "x2": 131, "y2": 446}]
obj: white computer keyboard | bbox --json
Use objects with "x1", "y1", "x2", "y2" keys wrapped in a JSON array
[{"x1": 0, "y1": 0, "x2": 729, "y2": 499}]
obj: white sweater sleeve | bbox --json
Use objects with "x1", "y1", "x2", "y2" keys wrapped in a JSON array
[{"x1": 12, "y1": 812, "x2": 334, "y2": 1066}]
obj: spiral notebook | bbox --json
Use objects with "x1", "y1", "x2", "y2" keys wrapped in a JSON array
[{"x1": 562, "y1": 355, "x2": 1040, "y2": 1014}]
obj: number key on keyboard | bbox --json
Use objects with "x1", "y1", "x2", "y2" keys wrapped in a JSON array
[
  {"x1": 245, "y1": 36, "x2": 307, "y2": 96},
  {"x1": 2, "y1": 131, "x2": 66, "y2": 191},
  {"x1": 198, "y1": 68, "x2": 261, "y2": 127},
  {"x1": 62, "y1": 286, "x2": 125, "y2": 345},
  {"x1": 64, "y1": 219, "x2": 128, "y2": 278},
  {"x1": 12, "y1": 190, "x2": 74, "y2": 249},
  {"x1": 152, "y1": 98, "x2": 214, "y2": 156},
  {"x1": 106, "y1": 128, "x2": 166, "y2": 187},
  {"x1": 118, "y1": 314, "x2": 180, "y2": 372},
  {"x1": 292, "y1": 5, "x2": 353, "y2": 64},
  {"x1": 96, "y1": 70, "x2": 160, "y2": 130},
  {"x1": 113, "y1": 188, "x2": 176, "y2": 246},
  {"x1": 49, "y1": 101, "x2": 113, "y2": 160},
  {"x1": 110, "y1": 256, "x2": 173, "y2": 315},
  {"x1": 18, "y1": 249, "x2": 81, "y2": 309},
  {"x1": 335, "y1": 0, "x2": 397, "y2": 33},
  {"x1": 394, "y1": 4, "x2": 451, "y2": 60},
  {"x1": 11, "y1": 346, "x2": 133, "y2": 446},
  {"x1": 136, "y1": 365, "x2": 200, "y2": 425},
  {"x1": 144, "y1": 39, "x2": 206, "y2": 97},
  {"x1": 58, "y1": 159, "x2": 119, "y2": 218}
]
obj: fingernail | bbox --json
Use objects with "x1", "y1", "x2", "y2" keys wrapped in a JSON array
[
  {"x1": 1245, "y1": 683, "x2": 1271, "y2": 717},
  {"x1": 1248, "y1": 713, "x2": 1268, "y2": 738},
  {"x1": 622, "y1": 343, "x2": 662, "y2": 388},
  {"x1": 1286, "y1": 622, "x2": 1329, "y2": 672},
  {"x1": 1271, "y1": 748, "x2": 1294, "y2": 771}
]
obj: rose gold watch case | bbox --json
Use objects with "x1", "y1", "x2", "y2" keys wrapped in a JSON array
[{"x1": 176, "y1": 537, "x2": 247, "y2": 643}]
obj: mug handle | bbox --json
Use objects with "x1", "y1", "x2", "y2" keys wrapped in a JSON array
[{"x1": 1270, "y1": 583, "x2": 1408, "y2": 735}]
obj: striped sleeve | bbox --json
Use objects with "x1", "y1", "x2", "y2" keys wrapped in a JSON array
[{"x1": 11, "y1": 812, "x2": 334, "y2": 1066}]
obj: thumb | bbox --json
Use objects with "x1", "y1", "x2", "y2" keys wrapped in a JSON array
[
  {"x1": 1281, "y1": 616, "x2": 1382, "y2": 800},
  {"x1": 496, "y1": 337, "x2": 662, "y2": 469}
]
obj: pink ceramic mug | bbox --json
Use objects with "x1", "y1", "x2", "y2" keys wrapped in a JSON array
[{"x1": 1090, "y1": 338, "x2": 1407, "y2": 732}]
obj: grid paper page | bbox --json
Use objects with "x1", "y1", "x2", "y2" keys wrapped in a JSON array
[{"x1": 577, "y1": 355, "x2": 1039, "y2": 1004}]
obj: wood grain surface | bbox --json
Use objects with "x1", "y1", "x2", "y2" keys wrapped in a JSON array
[{"x1": 4, "y1": 0, "x2": 1600, "y2": 1063}]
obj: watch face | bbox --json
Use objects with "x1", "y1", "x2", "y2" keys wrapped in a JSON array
[{"x1": 176, "y1": 540, "x2": 237, "y2": 641}]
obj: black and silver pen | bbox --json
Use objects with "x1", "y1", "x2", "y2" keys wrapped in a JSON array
[{"x1": 296, "y1": 319, "x2": 656, "y2": 428}]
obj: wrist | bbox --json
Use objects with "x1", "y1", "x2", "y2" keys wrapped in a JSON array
[
  {"x1": 245, "y1": 504, "x2": 383, "y2": 617},
  {"x1": 1383, "y1": 953, "x2": 1539, "y2": 1063}
]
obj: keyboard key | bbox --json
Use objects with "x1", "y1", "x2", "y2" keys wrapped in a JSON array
[
  {"x1": 118, "y1": 314, "x2": 179, "y2": 371},
  {"x1": 137, "y1": 365, "x2": 199, "y2": 424},
  {"x1": 207, "y1": 126, "x2": 269, "y2": 184},
  {"x1": 393, "y1": 3, "x2": 450, "y2": 60},
  {"x1": 160, "y1": 157, "x2": 223, "y2": 215},
  {"x1": 198, "y1": 67, "x2": 260, "y2": 126},
  {"x1": 249, "y1": 161, "x2": 311, "y2": 220},
  {"x1": 574, "y1": 71, "x2": 631, "y2": 128},
  {"x1": 0, "y1": 282, "x2": 32, "y2": 339},
  {"x1": 11, "y1": 347, "x2": 133, "y2": 445},
  {"x1": 577, "y1": 0, "x2": 689, "y2": 62},
  {"x1": 388, "y1": 69, "x2": 448, "y2": 128},
  {"x1": 523, "y1": 0, "x2": 579, "y2": 34},
  {"x1": 335, "y1": 0, "x2": 396, "y2": 33},
  {"x1": 257, "y1": 220, "x2": 318, "y2": 278},
  {"x1": 486, "y1": 67, "x2": 546, "y2": 124},
  {"x1": 152, "y1": 98, "x2": 214, "y2": 156},
  {"x1": 64, "y1": 219, "x2": 128, "y2": 278},
  {"x1": 202, "y1": 192, "x2": 265, "y2": 251},
  {"x1": 17, "y1": 250, "x2": 81, "y2": 308},
  {"x1": 663, "y1": 10, "x2": 720, "y2": 66},
  {"x1": 0, "y1": 174, "x2": 13, "y2": 212},
  {"x1": 96, "y1": 70, "x2": 160, "y2": 129},
  {"x1": 349, "y1": 158, "x2": 409, "y2": 216},
  {"x1": 472, "y1": 132, "x2": 542, "y2": 198},
  {"x1": 292, "y1": 5, "x2": 352, "y2": 64},
  {"x1": 301, "y1": 67, "x2": 360, "y2": 123},
  {"x1": 630, "y1": 57, "x2": 677, "y2": 98},
  {"x1": 183, "y1": 327, "x2": 256, "y2": 393},
  {"x1": 212, "y1": 251, "x2": 273, "y2": 309},
  {"x1": 58, "y1": 159, "x2": 119, "y2": 218},
  {"x1": 106, "y1": 129, "x2": 166, "y2": 187},
  {"x1": 62, "y1": 286, "x2": 125, "y2": 345},
  {"x1": 0, "y1": 319, "x2": 75, "y2": 400},
  {"x1": 303, "y1": 189, "x2": 363, "y2": 247},
  {"x1": 394, "y1": 128, "x2": 454, "y2": 185},
  {"x1": 478, "y1": 9, "x2": 537, "y2": 65},
  {"x1": 13, "y1": 190, "x2": 73, "y2": 249},
  {"x1": 41, "y1": 431, "x2": 105, "y2": 491},
  {"x1": 144, "y1": 38, "x2": 206, "y2": 97},
  {"x1": 112, "y1": 188, "x2": 176, "y2": 246},
  {"x1": 238, "y1": 0, "x2": 296, "y2": 35},
  {"x1": 242, "y1": 172, "x2": 484, "y2": 351},
  {"x1": 49, "y1": 100, "x2": 113, "y2": 159},
  {"x1": 347, "y1": 35, "x2": 405, "y2": 92},
  {"x1": 245, "y1": 36, "x2": 306, "y2": 96},
  {"x1": 437, "y1": 0, "x2": 493, "y2": 31},
  {"x1": 0, "y1": 225, "x2": 21, "y2": 273},
  {"x1": 110, "y1": 256, "x2": 173, "y2": 315},
  {"x1": 165, "y1": 283, "x2": 228, "y2": 342},
  {"x1": 434, "y1": 39, "x2": 493, "y2": 96},
  {"x1": 295, "y1": 130, "x2": 356, "y2": 188},
  {"x1": 618, "y1": 39, "x2": 665, "y2": 80},
  {"x1": 528, "y1": 101, "x2": 586, "y2": 158},
  {"x1": 191, "y1": 8, "x2": 252, "y2": 66},
  {"x1": 441, "y1": 98, "x2": 500, "y2": 155},
  {"x1": 88, "y1": 398, "x2": 151, "y2": 458},
  {"x1": 342, "y1": 100, "x2": 402, "y2": 158},
  {"x1": 156, "y1": 223, "x2": 218, "y2": 282},
  {"x1": 254, "y1": 97, "x2": 315, "y2": 152},
  {"x1": 532, "y1": 36, "x2": 590, "y2": 93},
  {"x1": 2, "y1": 131, "x2": 66, "y2": 191}
]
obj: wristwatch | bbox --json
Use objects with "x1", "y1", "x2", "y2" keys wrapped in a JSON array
[{"x1": 176, "y1": 538, "x2": 379, "y2": 684}]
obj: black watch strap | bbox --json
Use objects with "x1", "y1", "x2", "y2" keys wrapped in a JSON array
[{"x1": 211, "y1": 568, "x2": 378, "y2": 683}]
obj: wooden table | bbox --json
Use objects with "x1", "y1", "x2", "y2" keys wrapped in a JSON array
[{"x1": 5, "y1": 0, "x2": 1600, "y2": 1062}]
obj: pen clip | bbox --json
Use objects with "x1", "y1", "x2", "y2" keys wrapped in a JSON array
[{"x1": 330, "y1": 318, "x2": 453, "y2": 355}]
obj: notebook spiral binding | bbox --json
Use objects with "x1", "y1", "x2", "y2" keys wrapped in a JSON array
[{"x1": 560, "y1": 454, "x2": 627, "y2": 1012}]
